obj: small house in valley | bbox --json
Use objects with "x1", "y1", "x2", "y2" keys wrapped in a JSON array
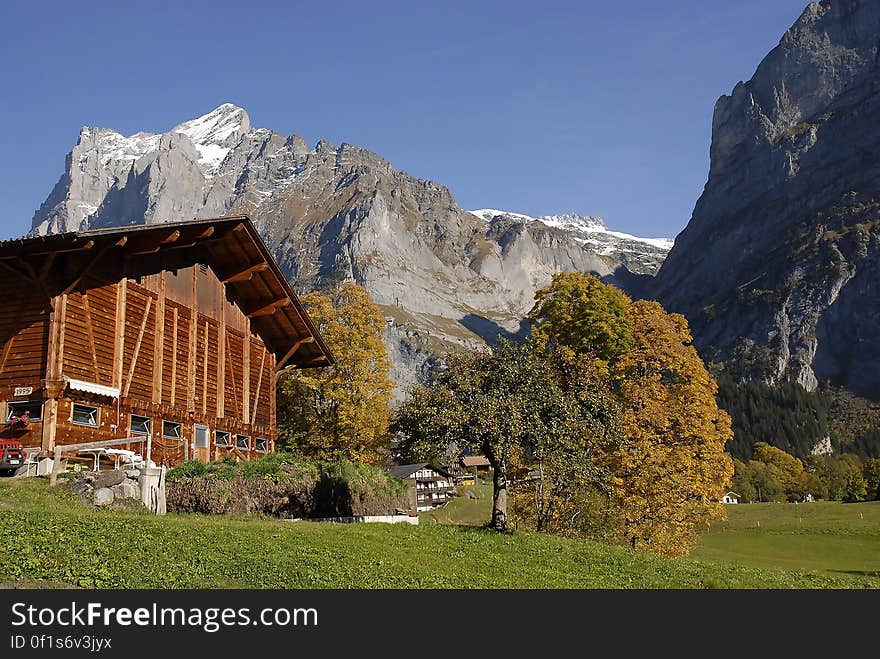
[
  {"x1": 458, "y1": 454, "x2": 492, "y2": 483},
  {"x1": 722, "y1": 491, "x2": 740, "y2": 504},
  {"x1": 387, "y1": 463, "x2": 454, "y2": 511},
  {"x1": 0, "y1": 216, "x2": 333, "y2": 469}
]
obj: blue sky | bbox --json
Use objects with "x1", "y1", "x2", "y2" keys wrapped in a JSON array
[{"x1": 0, "y1": 0, "x2": 810, "y2": 240}]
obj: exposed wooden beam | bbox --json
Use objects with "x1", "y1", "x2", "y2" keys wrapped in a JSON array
[
  {"x1": 112, "y1": 279, "x2": 127, "y2": 389},
  {"x1": 38, "y1": 252, "x2": 56, "y2": 280},
  {"x1": 0, "y1": 259, "x2": 29, "y2": 282},
  {"x1": 170, "y1": 307, "x2": 178, "y2": 407},
  {"x1": 222, "y1": 262, "x2": 269, "y2": 284},
  {"x1": 122, "y1": 296, "x2": 153, "y2": 398},
  {"x1": 218, "y1": 290, "x2": 227, "y2": 419},
  {"x1": 275, "y1": 336, "x2": 315, "y2": 372},
  {"x1": 0, "y1": 336, "x2": 14, "y2": 374},
  {"x1": 201, "y1": 321, "x2": 208, "y2": 417},
  {"x1": 32, "y1": 239, "x2": 94, "y2": 255},
  {"x1": 251, "y1": 349, "x2": 266, "y2": 422},
  {"x1": 245, "y1": 297, "x2": 291, "y2": 318},
  {"x1": 152, "y1": 272, "x2": 166, "y2": 404},
  {"x1": 186, "y1": 269, "x2": 198, "y2": 413},
  {"x1": 81, "y1": 292, "x2": 101, "y2": 384},
  {"x1": 201, "y1": 223, "x2": 244, "y2": 245},
  {"x1": 62, "y1": 246, "x2": 111, "y2": 295},
  {"x1": 12, "y1": 257, "x2": 53, "y2": 303},
  {"x1": 128, "y1": 236, "x2": 199, "y2": 256},
  {"x1": 127, "y1": 245, "x2": 159, "y2": 256},
  {"x1": 160, "y1": 230, "x2": 181, "y2": 244}
]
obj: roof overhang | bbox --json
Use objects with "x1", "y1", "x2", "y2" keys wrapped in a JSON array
[{"x1": 1, "y1": 216, "x2": 334, "y2": 370}]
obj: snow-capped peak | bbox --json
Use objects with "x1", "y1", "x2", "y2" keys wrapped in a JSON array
[
  {"x1": 536, "y1": 212, "x2": 607, "y2": 232},
  {"x1": 469, "y1": 208, "x2": 673, "y2": 253},
  {"x1": 471, "y1": 208, "x2": 537, "y2": 223},
  {"x1": 78, "y1": 127, "x2": 161, "y2": 167},
  {"x1": 172, "y1": 103, "x2": 250, "y2": 172}
]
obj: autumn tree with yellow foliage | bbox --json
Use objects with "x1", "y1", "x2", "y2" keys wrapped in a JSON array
[
  {"x1": 606, "y1": 300, "x2": 734, "y2": 556},
  {"x1": 529, "y1": 273, "x2": 734, "y2": 557},
  {"x1": 277, "y1": 282, "x2": 394, "y2": 465}
]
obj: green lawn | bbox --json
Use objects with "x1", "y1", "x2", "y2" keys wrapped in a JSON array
[
  {"x1": 0, "y1": 478, "x2": 877, "y2": 589},
  {"x1": 419, "y1": 483, "x2": 492, "y2": 526},
  {"x1": 691, "y1": 501, "x2": 880, "y2": 580}
]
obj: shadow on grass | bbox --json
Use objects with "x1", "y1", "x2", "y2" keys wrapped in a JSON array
[{"x1": 830, "y1": 570, "x2": 880, "y2": 578}]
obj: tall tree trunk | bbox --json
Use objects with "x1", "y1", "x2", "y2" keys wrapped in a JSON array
[{"x1": 492, "y1": 462, "x2": 508, "y2": 531}]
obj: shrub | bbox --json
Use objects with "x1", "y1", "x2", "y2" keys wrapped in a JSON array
[{"x1": 166, "y1": 453, "x2": 411, "y2": 517}]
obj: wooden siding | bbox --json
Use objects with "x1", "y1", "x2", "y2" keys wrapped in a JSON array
[
  {"x1": 62, "y1": 280, "x2": 117, "y2": 386},
  {"x1": 0, "y1": 270, "x2": 49, "y2": 390},
  {"x1": 0, "y1": 269, "x2": 50, "y2": 448},
  {"x1": 0, "y1": 261, "x2": 279, "y2": 465}
]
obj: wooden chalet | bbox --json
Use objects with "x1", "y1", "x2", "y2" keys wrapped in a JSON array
[
  {"x1": 387, "y1": 463, "x2": 454, "y2": 511},
  {"x1": 0, "y1": 216, "x2": 333, "y2": 468}
]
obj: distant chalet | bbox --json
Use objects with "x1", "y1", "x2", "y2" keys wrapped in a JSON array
[{"x1": 0, "y1": 216, "x2": 332, "y2": 467}]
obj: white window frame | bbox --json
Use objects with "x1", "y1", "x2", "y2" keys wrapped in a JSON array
[
  {"x1": 130, "y1": 414, "x2": 151, "y2": 436},
  {"x1": 162, "y1": 420, "x2": 182, "y2": 440},
  {"x1": 214, "y1": 430, "x2": 231, "y2": 447},
  {"x1": 235, "y1": 434, "x2": 250, "y2": 450},
  {"x1": 72, "y1": 403, "x2": 99, "y2": 427},
  {"x1": 193, "y1": 424, "x2": 210, "y2": 449},
  {"x1": 6, "y1": 400, "x2": 43, "y2": 422},
  {"x1": 255, "y1": 437, "x2": 268, "y2": 453}
]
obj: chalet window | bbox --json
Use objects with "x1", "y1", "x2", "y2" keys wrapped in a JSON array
[
  {"x1": 72, "y1": 404, "x2": 98, "y2": 427},
  {"x1": 194, "y1": 425, "x2": 210, "y2": 449},
  {"x1": 235, "y1": 434, "x2": 250, "y2": 450},
  {"x1": 255, "y1": 438, "x2": 268, "y2": 453},
  {"x1": 130, "y1": 415, "x2": 151, "y2": 436},
  {"x1": 215, "y1": 430, "x2": 231, "y2": 447},
  {"x1": 6, "y1": 400, "x2": 43, "y2": 423},
  {"x1": 162, "y1": 420, "x2": 182, "y2": 440}
]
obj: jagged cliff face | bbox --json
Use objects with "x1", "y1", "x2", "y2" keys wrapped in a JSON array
[
  {"x1": 32, "y1": 105, "x2": 670, "y2": 397},
  {"x1": 654, "y1": 0, "x2": 880, "y2": 398}
]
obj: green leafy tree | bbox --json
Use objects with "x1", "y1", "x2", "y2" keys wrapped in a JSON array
[
  {"x1": 394, "y1": 340, "x2": 619, "y2": 532},
  {"x1": 864, "y1": 458, "x2": 880, "y2": 501},
  {"x1": 529, "y1": 276, "x2": 733, "y2": 556},
  {"x1": 751, "y1": 442, "x2": 807, "y2": 502},
  {"x1": 278, "y1": 282, "x2": 394, "y2": 465},
  {"x1": 844, "y1": 471, "x2": 868, "y2": 503},
  {"x1": 529, "y1": 272, "x2": 633, "y2": 373},
  {"x1": 507, "y1": 350, "x2": 621, "y2": 535}
]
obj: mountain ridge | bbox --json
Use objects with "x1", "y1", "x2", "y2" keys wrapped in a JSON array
[
  {"x1": 29, "y1": 103, "x2": 671, "y2": 396},
  {"x1": 653, "y1": 0, "x2": 880, "y2": 400}
]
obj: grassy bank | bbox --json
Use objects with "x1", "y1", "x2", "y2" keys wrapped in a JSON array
[
  {"x1": 1, "y1": 478, "x2": 876, "y2": 589},
  {"x1": 691, "y1": 501, "x2": 880, "y2": 580}
]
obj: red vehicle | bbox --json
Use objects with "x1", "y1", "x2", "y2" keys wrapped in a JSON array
[{"x1": 0, "y1": 439, "x2": 24, "y2": 475}]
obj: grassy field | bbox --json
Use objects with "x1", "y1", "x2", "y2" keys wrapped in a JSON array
[
  {"x1": 419, "y1": 482, "x2": 492, "y2": 526},
  {"x1": 691, "y1": 501, "x2": 880, "y2": 580},
  {"x1": 422, "y1": 482, "x2": 880, "y2": 584},
  {"x1": 1, "y1": 477, "x2": 877, "y2": 589}
]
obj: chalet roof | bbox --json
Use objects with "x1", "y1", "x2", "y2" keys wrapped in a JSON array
[
  {"x1": 461, "y1": 455, "x2": 491, "y2": 468},
  {"x1": 387, "y1": 463, "x2": 430, "y2": 479},
  {"x1": 387, "y1": 463, "x2": 452, "y2": 480},
  {"x1": 0, "y1": 216, "x2": 333, "y2": 369}
]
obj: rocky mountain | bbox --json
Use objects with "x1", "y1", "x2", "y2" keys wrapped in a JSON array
[
  {"x1": 31, "y1": 104, "x2": 671, "y2": 396},
  {"x1": 653, "y1": 0, "x2": 880, "y2": 399}
]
